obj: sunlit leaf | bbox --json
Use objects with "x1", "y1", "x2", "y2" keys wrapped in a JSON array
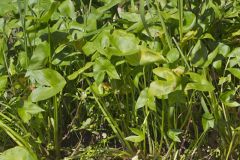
[
  {"x1": 183, "y1": 11, "x2": 196, "y2": 33},
  {"x1": 228, "y1": 68, "x2": 240, "y2": 79},
  {"x1": 185, "y1": 72, "x2": 214, "y2": 91},
  {"x1": 220, "y1": 90, "x2": 240, "y2": 107},
  {"x1": 167, "y1": 129, "x2": 182, "y2": 142},
  {"x1": 18, "y1": 101, "x2": 44, "y2": 123},
  {"x1": 26, "y1": 68, "x2": 66, "y2": 102},
  {"x1": 68, "y1": 62, "x2": 94, "y2": 80},
  {"x1": 0, "y1": 75, "x2": 8, "y2": 92},
  {"x1": 0, "y1": 146, "x2": 37, "y2": 160},
  {"x1": 110, "y1": 30, "x2": 140, "y2": 56},
  {"x1": 93, "y1": 57, "x2": 120, "y2": 84},
  {"x1": 126, "y1": 47, "x2": 167, "y2": 66},
  {"x1": 202, "y1": 113, "x2": 214, "y2": 131},
  {"x1": 58, "y1": 0, "x2": 76, "y2": 19},
  {"x1": 149, "y1": 68, "x2": 178, "y2": 98},
  {"x1": 28, "y1": 42, "x2": 50, "y2": 70}
]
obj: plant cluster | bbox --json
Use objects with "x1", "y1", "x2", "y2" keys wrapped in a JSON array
[{"x1": 0, "y1": 0, "x2": 240, "y2": 159}]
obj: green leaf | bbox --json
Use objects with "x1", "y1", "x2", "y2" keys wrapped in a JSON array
[
  {"x1": 68, "y1": 62, "x2": 94, "y2": 80},
  {"x1": 26, "y1": 68, "x2": 66, "y2": 102},
  {"x1": 18, "y1": 51, "x2": 29, "y2": 69},
  {"x1": 0, "y1": 0, "x2": 17, "y2": 16},
  {"x1": 166, "y1": 48, "x2": 180, "y2": 63},
  {"x1": 167, "y1": 129, "x2": 182, "y2": 142},
  {"x1": 125, "y1": 135, "x2": 145, "y2": 143},
  {"x1": 0, "y1": 75, "x2": 8, "y2": 92},
  {"x1": 18, "y1": 101, "x2": 44, "y2": 123},
  {"x1": 135, "y1": 88, "x2": 148, "y2": 110},
  {"x1": 220, "y1": 90, "x2": 240, "y2": 107},
  {"x1": 185, "y1": 72, "x2": 215, "y2": 91},
  {"x1": 183, "y1": 11, "x2": 196, "y2": 33},
  {"x1": 190, "y1": 40, "x2": 208, "y2": 67},
  {"x1": 0, "y1": 146, "x2": 37, "y2": 160},
  {"x1": 110, "y1": 30, "x2": 140, "y2": 56},
  {"x1": 126, "y1": 47, "x2": 167, "y2": 66},
  {"x1": 40, "y1": 1, "x2": 59, "y2": 22},
  {"x1": 149, "y1": 68, "x2": 178, "y2": 98},
  {"x1": 227, "y1": 47, "x2": 240, "y2": 58},
  {"x1": 202, "y1": 113, "x2": 214, "y2": 131},
  {"x1": 58, "y1": 0, "x2": 76, "y2": 19},
  {"x1": 93, "y1": 57, "x2": 120, "y2": 84},
  {"x1": 96, "y1": 0, "x2": 123, "y2": 13},
  {"x1": 203, "y1": 45, "x2": 219, "y2": 68},
  {"x1": 218, "y1": 43, "x2": 230, "y2": 57},
  {"x1": 28, "y1": 42, "x2": 50, "y2": 70},
  {"x1": 227, "y1": 68, "x2": 240, "y2": 79},
  {"x1": 119, "y1": 12, "x2": 141, "y2": 22},
  {"x1": 125, "y1": 128, "x2": 145, "y2": 143}
]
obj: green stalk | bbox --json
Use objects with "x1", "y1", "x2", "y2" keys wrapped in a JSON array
[
  {"x1": 86, "y1": 79, "x2": 134, "y2": 154},
  {"x1": 156, "y1": 2, "x2": 173, "y2": 49},
  {"x1": 173, "y1": 37, "x2": 191, "y2": 70},
  {"x1": 139, "y1": 0, "x2": 152, "y2": 38},
  {"x1": 178, "y1": 0, "x2": 184, "y2": 41},
  {"x1": 159, "y1": 99, "x2": 166, "y2": 152},
  {"x1": 47, "y1": 22, "x2": 60, "y2": 158},
  {"x1": 53, "y1": 96, "x2": 60, "y2": 159},
  {"x1": 226, "y1": 132, "x2": 235, "y2": 160}
]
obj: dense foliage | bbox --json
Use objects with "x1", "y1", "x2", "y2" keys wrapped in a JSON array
[{"x1": 1, "y1": 0, "x2": 240, "y2": 159}]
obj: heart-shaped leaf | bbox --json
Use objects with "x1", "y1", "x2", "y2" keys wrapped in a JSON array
[{"x1": 26, "y1": 68, "x2": 66, "y2": 102}]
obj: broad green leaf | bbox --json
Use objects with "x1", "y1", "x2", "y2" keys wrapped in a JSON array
[
  {"x1": 18, "y1": 51, "x2": 29, "y2": 69},
  {"x1": 0, "y1": 75, "x2": 8, "y2": 92},
  {"x1": 0, "y1": 146, "x2": 37, "y2": 160},
  {"x1": 8, "y1": 58, "x2": 16, "y2": 76},
  {"x1": 52, "y1": 52, "x2": 81, "y2": 66},
  {"x1": 130, "y1": 128, "x2": 144, "y2": 137},
  {"x1": 227, "y1": 68, "x2": 240, "y2": 79},
  {"x1": 202, "y1": 113, "x2": 214, "y2": 131},
  {"x1": 82, "y1": 42, "x2": 98, "y2": 56},
  {"x1": 168, "y1": 90, "x2": 186, "y2": 106},
  {"x1": 149, "y1": 68, "x2": 178, "y2": 98},
  {"x1": 218, "y1": 43, "x2": 230, "y2": 57},
  {"x1": 135, "y1": 88, "x2": 148, "y2": 110},
  {"x1": 203, "y1": 45, "x2": 219, "y2": 68},
  {"x1": 125, "y1": 128, "x2": 144, "y2": 143},
  {"x1": 96, "y1": 0, "x2": 123, "y2": 13},
  {"x1": 68, "y1": 62, "x2": 94, "y2": 80},
  {"x1": 220, "y1": 90, "x2": 240, "y2": 107},
  {"x1": 167, "y1": 129, "x2": 182, "y2": 142},
  {"x1": 135, "y1": 88, "x2": 156, "y2": 111},
  {"x1": 227, "y1": 47, "x2": 240, "y2": 58},
  {"x1": 110, "y1": 30, "x2": 139, "y2": 56},
  {"x1": 0, "y1": 0, "x2": 17, "y2": 16},
  {"x1": 190, "y1": 40, "x2": 208, "y2": 67},
  {"x1": 40, "y1": 1, "x2": 59, "y2": 22},
  {"x1": 0, "y1": 38, "x2": 7, "y2": 65},
  {"x1": 93, "y1": 57, "x2": 120, "y2": 84},
  {"x1": 213, "y1": 60, "x2": 222, "y2": 70},
  {"x1": 26, "y1": 68, "x2": 66, "y2": 102},
  {"x1": 166, "y1": 48, "x2": 179, "y2": 63},
  {"x1": 85, "y1": 13, "x2": 98, "y2": 32},
  {"x1": 28, "y1": 42, "x2": 50, "y2": 70},
  {"x1": 126, "y1": 47, "x2": 167, "y2": 66},
  {"x1": 119, "y1": 12, "x2": 141, "y2": 22},
  {"x1": 183, "y1": 11, "x2": 196, "y2": 33},
  {"x1": 125, "y1": 135, "x2": 144, "y2": 143},
  {"x1": 18, "y1": 101, "x2": 44, "y2": 123},
  {"x1": 185, "y1": 72, "x2": 214, "y2": 91},
  {"x1": 58, "y1": 0, "x2": 76, "y2": 19}
]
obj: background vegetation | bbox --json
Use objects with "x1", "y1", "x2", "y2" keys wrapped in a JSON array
[{"x1": 0, "y1": 0, "x2": 240, "y2": 159}]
